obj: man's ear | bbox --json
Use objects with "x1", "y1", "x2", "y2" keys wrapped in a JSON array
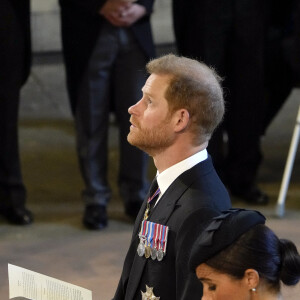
[
  {"x1": 173, "y1": 109, "x2": 190, "y2": 132},
  {"x1": 244, "y1": 269, "x2": 260, "y2": 290}
]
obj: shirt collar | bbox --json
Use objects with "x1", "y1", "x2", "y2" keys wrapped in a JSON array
[{"x1": 156, "y1": 149, "x2": 208, "y2": 197}]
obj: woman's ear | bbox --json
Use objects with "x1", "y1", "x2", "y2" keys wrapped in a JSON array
[
  {"x1": 173, "y1": 109, "x2": 190, "y2": 132},
  {"x1": 244, "y1": 269, "x2": 260, "y2": 290}
]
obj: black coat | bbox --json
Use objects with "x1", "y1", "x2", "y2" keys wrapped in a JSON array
[
  {"x1": 113, "y1": 156, "x2": 231, "y2": 300},
  {"x1": 58, "y1": 0, "x2": 156, "y2": 114}
]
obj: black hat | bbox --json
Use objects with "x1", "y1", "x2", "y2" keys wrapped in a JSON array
[{"x1": 189, "y1": 208, "x2": 266, "y2": 271}]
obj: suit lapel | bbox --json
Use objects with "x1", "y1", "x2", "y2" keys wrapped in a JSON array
[
  {"x1": 132, "y1": 199, "x2": 148, "y2": 238},
  {"x1": 125, "y1": 196, "x2": 148, "y2": 300},
  {"x1": 149, "y1": 177, "x2": 189, "y2": 224},
  {"x1": 125, "y1": 250, "x2": 147, "y2": 300}
]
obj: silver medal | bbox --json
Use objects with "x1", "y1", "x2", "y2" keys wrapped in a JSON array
[
  {"x1": 137, "y1": 242, "x2": 145, "y2": 257},
  {"x1": 156, "y1": 248, "x2": 164, "y2": 261},
  {"x1": 150, "y1": 247, "x2": 157, "y2": 260}
]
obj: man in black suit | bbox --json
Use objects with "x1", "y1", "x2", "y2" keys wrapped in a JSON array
[
  {"x1": 172, "y1": 0, "x2": 269, "y2": 205},
  {"x1": 263, "y1": 0, "x2": 300, "y2": 133},
  {"x1": 113, "y1": 54, "x2": 231, "y2": 300},
  {"x1": 58, "y1": 0, "x2": 155, "y2": 229},
  {"x1": 0, "y1": 0, "x2": 33, "y2": 225}
]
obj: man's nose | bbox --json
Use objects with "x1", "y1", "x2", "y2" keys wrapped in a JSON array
[
  {"x1": 202, "y1": 293, "x2": 212, "y2": 300},
  {"x1": 128, "y1": 99, "x2": 142, "y2": 115}
]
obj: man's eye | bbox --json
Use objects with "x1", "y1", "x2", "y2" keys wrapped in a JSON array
[
  {"x1": 146, "y1": 97, "x2": 152, "y2": 104},
  {"x1": 208, "y1": 285, "x2": 216, "y2": 291}
]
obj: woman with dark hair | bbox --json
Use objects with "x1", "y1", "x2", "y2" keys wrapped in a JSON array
[{"x1": 189, "y1": 208, "x2": 300, "y2": 299}]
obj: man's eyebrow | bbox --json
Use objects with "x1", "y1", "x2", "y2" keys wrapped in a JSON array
[
  {"x1": 141, "y1": 88, "x2": 154, "y2": 98},
  {"x1": 198, "y1": 277, "x2": 213, "y2": 283}
]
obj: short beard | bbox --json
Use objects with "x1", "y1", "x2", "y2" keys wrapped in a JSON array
[{"x1": 127, "y1": 119, "x2": 174, "y2": 156}]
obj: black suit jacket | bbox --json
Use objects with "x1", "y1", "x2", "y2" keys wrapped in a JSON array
[
  {"x1": 113, "y1": 156, "x2": 231, "y2": 300},
  {"x1": 58, "y1": 0, "x2": 155, "y2": 114}
]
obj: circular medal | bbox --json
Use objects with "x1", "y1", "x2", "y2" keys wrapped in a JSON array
[
  {"x1": 145, "y1": 245, "x2": 151, "y2": 259},
  {"x1": 137, "y1": 242, "x2": 145, "y2": 257},
  {"x1": 150, "y1": 247, "x2": 157, "y2": 260},
  {"x1": 156, "y1": 248, "x2": 164, "y2": 261}
]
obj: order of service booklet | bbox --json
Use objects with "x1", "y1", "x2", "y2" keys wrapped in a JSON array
[{"x1": 8, "y1": 264, "x2": 92, "y2": 300}]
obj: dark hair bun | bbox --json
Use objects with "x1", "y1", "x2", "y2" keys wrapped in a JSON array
[{"x1": 280, "y1": 239, "x2": 300, "y2": 286}]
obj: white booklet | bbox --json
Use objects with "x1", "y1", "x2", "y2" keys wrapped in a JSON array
[{"x1": 8, "y1": 264, "x2": 92, "y2": 300}]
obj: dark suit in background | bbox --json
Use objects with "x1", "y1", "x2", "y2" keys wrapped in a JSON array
[
  {"x1": 172, "y1": 0, "x2": 269, "y2": 204},
  {"x1": 263, "y1": 0, "x2": 300, "y2": 133},
  {"x1": 113, "y1": 157, "x2": 231, "y2": 300},
  {"x1": 58, "y1": 0, "x2": 156, "y2": 228},
  {"x1": 0, "y1": 0, "x2": 33, "y2": 224}
]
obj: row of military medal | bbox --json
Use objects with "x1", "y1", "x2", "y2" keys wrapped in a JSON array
[{"x1": 137, "y1": 220, "x2": 169, "y2": 261}]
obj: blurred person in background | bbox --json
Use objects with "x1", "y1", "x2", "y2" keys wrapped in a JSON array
[
  {"x1": 0, "y1": 0, "x2": 33, "y2": 225},
  {"x1": 58, "y1": 0, "x2": 155, "y2": 230},
  {"x1": 263, "y1": 0, "x2": 300, "y2": 133},
  {"x1": 172, "y1": 0, "x2": 269, "y2": 205}
]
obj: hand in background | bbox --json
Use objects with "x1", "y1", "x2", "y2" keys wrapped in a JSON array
[{"x1": 100, "y1": 1, "x2": 146, "y2": 27}]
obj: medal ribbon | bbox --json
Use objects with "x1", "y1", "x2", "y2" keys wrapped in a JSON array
[
  {"x1": 147, "y1": 221, "x2": 153, "y2": 247},
  {"x1": 158, "y1": 224, "x2": 163, "y2": 251},
  {"x1": 147, "y1": 187, "x2": 160, "y2": 205},
  {"x1": 143, "y1": 186, "x2": 161, "y2": 220},
  {"x1": 144, "y1": 221, "x2": 149, "y2": 247},
  {"x1": 162, "y1": 225, "x2": 169, "y2": 253},
  {"x1": 139, "y1": 220, "x2": 147, "y2": 238},
  {"x1": 152, "y1": 223, "x2": 158, "y2": 249}
]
